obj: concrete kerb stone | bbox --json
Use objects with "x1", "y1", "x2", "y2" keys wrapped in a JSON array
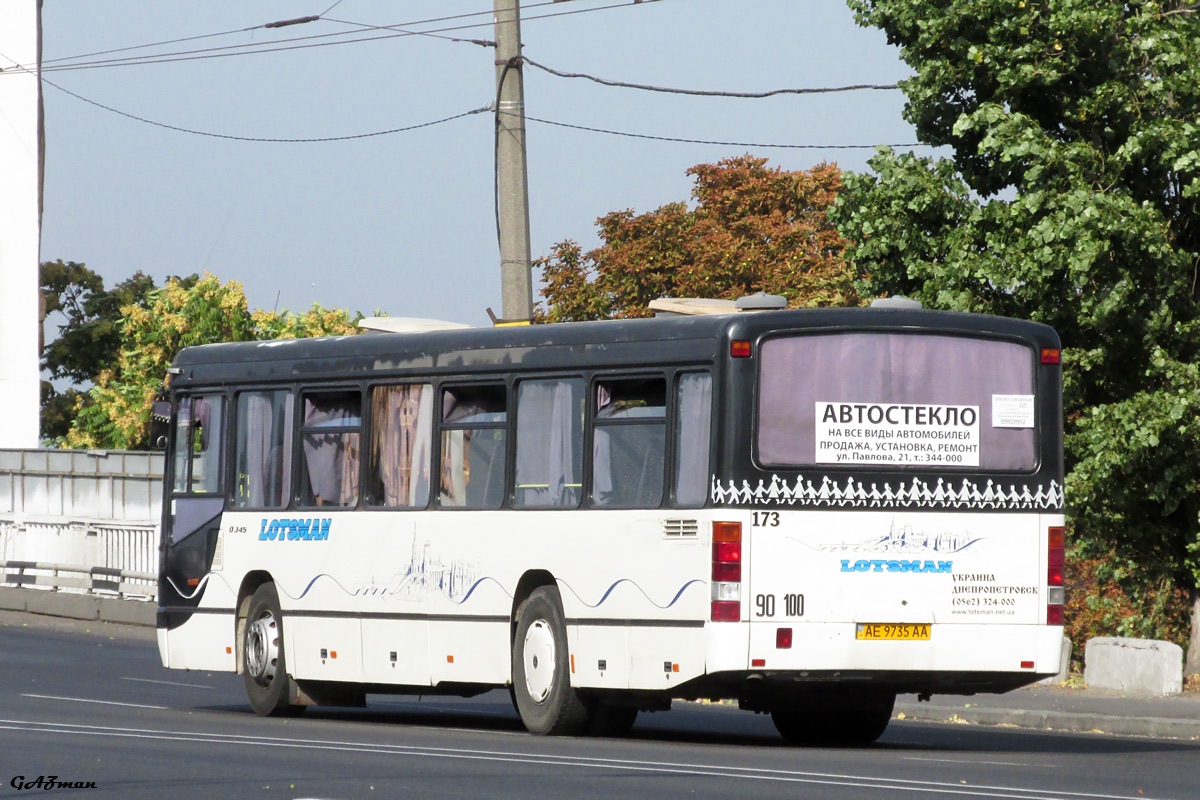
[
  {"x1": 0, "y1": 586, "x2": 154, "y2": 627},
  {"x1": 1036, "y1": 636, "x2": 1072, "y2": 686},
  {"x1": 1084, "y1": 637, "x2": 1183, "y2": 696},
  {"x1": 893, "y1": 701, "x2": 1200, "y2": 740}
]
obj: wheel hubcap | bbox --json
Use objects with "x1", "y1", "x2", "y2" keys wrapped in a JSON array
[
  {"x1": 246, "y1": 612, "x2": 279, "y2": 686},
  {"x1": 522, "y1": 619, "x2": 556, "y2": 703}
]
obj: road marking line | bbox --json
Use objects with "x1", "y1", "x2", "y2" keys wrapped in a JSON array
[
  {"x1": 120, "y1": 677, "x2": 213, "y2": 689},
  {"x1": 905, "y1": 757, "x2": 1055, "y2": 768},
  {"x1": 20, "y1": 694, "x2": 167, "y2": 710},
  {"x1": 0, "y1": 717, "x2": 1164, "y2": 800}
]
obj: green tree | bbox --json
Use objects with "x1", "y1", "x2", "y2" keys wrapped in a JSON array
[
  {"x1": 832, "y1": 0, "x2": 1200, "y2": 670},
  {"x1": 39, "y1": 260, "x2": 157, "y2": 442},
  {"x1": 64, "y1": 272, "x2": 363, "y2": 450},
  {"x1": 537, "y1": 156, "x2": 858, "y2": 321}
]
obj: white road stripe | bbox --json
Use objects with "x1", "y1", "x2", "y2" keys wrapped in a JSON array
[
  {"x1": 119, "y1": 677, "x2": 213, "y2": 689},
  {"x1": 905, "y1": 757, "x2": 1054, "y2": 768},
  {"x1": 20, "y1": 694, "x2": 167, "y2": 710},
  {"x1": 0, "y1": 717, "x2": 1170, "y2": 800}
]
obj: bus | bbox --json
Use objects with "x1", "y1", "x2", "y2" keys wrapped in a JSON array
[{"x1": 156, "y1": 300, "x2": 1065, "y2": 744}]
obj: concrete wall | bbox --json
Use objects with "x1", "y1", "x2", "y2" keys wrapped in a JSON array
[
  {"x1": 0, "y1": 0, "x2": 42, "y2": 449},
  {"x1": 0, "y1": 448, "x2": 164, "y2": 521}
]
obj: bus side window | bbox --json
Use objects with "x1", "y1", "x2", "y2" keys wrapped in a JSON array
[
  {"x1": 298, "y1": 389, "x2": 362, "y2": 508},
  {"x1": 591, "y1": 377, "x2": 666, "y2": 509},
  {"x1": 514, "y1": 378, "x2": 584, "y2": 509},
  {"x1": 171, "y1": 394, "x2": 225, "y2": 496},
  {"x1": 674, "y1": 372, "x2": 713, "y2": 507},
  {"x1": 233, "y1": 390, "x2": 293, "y2": 509},
  {"x1": 438, "y1": 385, "x2": 507, "y2": 509},
  {"x1": 367, "y1": 383, "x2": 433, "y2": 508}
]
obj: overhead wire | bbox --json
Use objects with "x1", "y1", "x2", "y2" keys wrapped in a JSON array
[
  {"x1": 38, "y1": 25, "x2": 263, "y2": 67},
  {"x1": 505, "y1": 109, "x2": 924, "y2": 150},
  {"x1": 322, "y1": 16, "x2": 494, "y2": 48},
  {"x1": 8, "y1": 1, "x2": 919, "y2": 150},
  {"x1": 17, "y1": 1, "x2": 658, "y2": 74},
  {"x1": 520, "y1": 57, "x2": 901, "y2": 97},
  {"x1": 30, "y1": 3, "x2": 528, "y2": 70},
  {"x1": 8, "y1": 57, "x2": 493, "y2": 143}
]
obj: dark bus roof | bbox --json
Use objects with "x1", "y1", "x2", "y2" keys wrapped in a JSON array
[{"x1": 169, "y1": 307, "x2": 1060, "y2": 388}]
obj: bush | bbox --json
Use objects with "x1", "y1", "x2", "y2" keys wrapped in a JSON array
[{"x1": 1064, "y1": 550, "x2": 1191, "y2": 671}]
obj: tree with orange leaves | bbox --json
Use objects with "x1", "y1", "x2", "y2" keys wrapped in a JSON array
[{"x1": 535, "y1": 155, "x2": 858, "y2": 322}]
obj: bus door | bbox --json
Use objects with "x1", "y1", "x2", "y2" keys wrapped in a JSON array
[{"x1": 161, "y1": 393, "x2": 227, "y2": 609}]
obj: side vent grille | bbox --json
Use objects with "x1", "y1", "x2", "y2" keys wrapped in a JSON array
[
  {"x1": 663, "y1": 519, "x2": 699, "y2": 538},
  {"x1": 211, "y1": 529, "x2": 224, "y2": 571}
]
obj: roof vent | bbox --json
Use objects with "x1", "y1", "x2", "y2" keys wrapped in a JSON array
[
  {"x1": 869, "y1": 295, "x2": 923, "y2": 310},
  {"x1": 648, "y1": 297, "x2": 738, "y2": 316},
  {"x1": 358, "y1": 317, "x2": 473, "y2": 334},
  {"x1": 734, "y1": 292, "x2": 788, "y2": 312}
]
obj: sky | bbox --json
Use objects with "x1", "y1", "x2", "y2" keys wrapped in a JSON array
[{"x1": 30, "y1": 0, "x2": 925, "y2": 328}]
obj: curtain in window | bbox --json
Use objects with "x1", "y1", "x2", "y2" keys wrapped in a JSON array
[
  {"x1": 302, "y1": 396, "x2": 360, "y2": 507},
  {"x1": 235, "y1": 392, "x2": 291, "y2": 508},
  {"x1": 674, "y1": 373, "x2": 712, "y2": 507},
  {"x1": 758, "y1": 333, "x2": 1036, "y2": 469},
  {"x1": 371, "y1": 384, "x2": 432, "y2": 507},
  {"x1": 190, "y1": 396, "x2": 223, "y2": 494},
  {"x1": 516, "y1": 379, "x2": 582, "y2": 508}
]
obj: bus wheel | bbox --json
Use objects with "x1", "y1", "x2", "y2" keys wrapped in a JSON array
[
  {"x1": 587, "y1": 701, "x2": 639, "y2": 737},
  {"x1": 825, "y1": 693, "x2": 895, "y2": 746},
  {"x1": 243, "y1": 583, "x2": 303, "y2": 717},
  {"x1": 512, "y1": 587, "x2": 588, "y2": 735},
  {"x1": 772, "y1": 694, "x2": 894, "y2": 746},
  {"x1": 770, "y1": 709, "x2": 820, "y2": 745}
]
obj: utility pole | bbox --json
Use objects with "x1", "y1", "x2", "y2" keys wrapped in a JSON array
[{"x1": 493, "y1": 0, "x2": 533, "y2": 324}]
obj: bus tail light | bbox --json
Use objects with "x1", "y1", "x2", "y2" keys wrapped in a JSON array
[
  {"x1": 1047, "y1": 526, "x2": 1065, "y2": 626},
  {"x1": 711, "y1": 521, "x2": 742, "y2": 621}
]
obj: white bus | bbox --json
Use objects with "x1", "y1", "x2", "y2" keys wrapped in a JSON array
[{"x1": 156, "y1": 301, "x2": 1066, "y2": 744}]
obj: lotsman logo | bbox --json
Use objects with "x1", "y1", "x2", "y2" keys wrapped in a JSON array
[
  {"x1": 840, "y1": 558, "x2": 952, "y2": 574},
  {"x1": 259, "y1": 518, "x2": 331, "y2": 542}
]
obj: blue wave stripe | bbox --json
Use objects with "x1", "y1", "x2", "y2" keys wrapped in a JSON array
[
  {"x1": 457, "y1": 576, "x2": 514, "y2": 604},
  {"x1": 559, "y1": 578, "x2": 703, "y2": 610}
]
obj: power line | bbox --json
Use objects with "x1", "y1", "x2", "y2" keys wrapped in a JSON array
[
  {"x1": 521, "y1": 57, "x2": 900, "y2": 97},
  {"x1": 17, "y1": 1, "x2": 660, "y2": 75},
  {"x1": 508, "y1": 110, "x2": 924, "y2": 150},
  {"x1": 32, "y1": 4, "x2": 529, "y2": 69},
  {"x1": 323, "y1": 17, "x2": 494, "y2": 48},
  {"x1": 36, "y1": 70, "x2": 491, "y2": 143},
  {"x1": 39, "y1": 25, "x2": 261, "y2": 66}
]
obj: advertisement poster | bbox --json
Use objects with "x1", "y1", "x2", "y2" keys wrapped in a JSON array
[{"x1": 815, "y1": 402, "x2": 981, "y2": 467}]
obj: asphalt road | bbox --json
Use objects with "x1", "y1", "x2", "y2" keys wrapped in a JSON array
[{"x1": 1, "y1": 612, "x2": 1197, "y2": 800}]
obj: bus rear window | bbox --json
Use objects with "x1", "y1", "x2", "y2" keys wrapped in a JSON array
[{"x1": 757, "y1": 333, "x2": 1037, "y2": 471}]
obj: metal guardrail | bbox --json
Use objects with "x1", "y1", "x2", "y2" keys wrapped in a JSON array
[
  {"x1": 1, "y1": 515, "x2": 157, "y2": 580},
  {"x1": 0, "y1": 560, "x2": 155, "y2": 599},
  {"x1": 0, "y1": 449, "x2": 162, "y2": 615}
]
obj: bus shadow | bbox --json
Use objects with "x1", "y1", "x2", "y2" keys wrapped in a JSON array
[{"x1": 194, "y1": 698, "x2": 1200, "y2": 757}]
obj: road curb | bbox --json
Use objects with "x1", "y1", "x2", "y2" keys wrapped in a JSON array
[
  {"x1": 0, "y1": 587, "x2": 154, "y2": 627},
  {"x1": 894, "y1": 702, "x2": 1200, "y2": 741}
]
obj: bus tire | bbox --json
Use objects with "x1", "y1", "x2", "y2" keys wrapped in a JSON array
[
  {"x1": 587, "y1": 701, "x2": 638, "y2": 737},
  {"x1": 512, "y1": 586, "x2": 588, "y2": 735},
  {"x1": 772, "y1": 694, "x2": 893, "y2": 746},
  {"x1": 243, "y1": 583, "x2": 303, "y2": 717}
]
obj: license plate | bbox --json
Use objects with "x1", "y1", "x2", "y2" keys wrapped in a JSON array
[{"x1": 856, "y1": 623, "x2": 931, "y2": 640}]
